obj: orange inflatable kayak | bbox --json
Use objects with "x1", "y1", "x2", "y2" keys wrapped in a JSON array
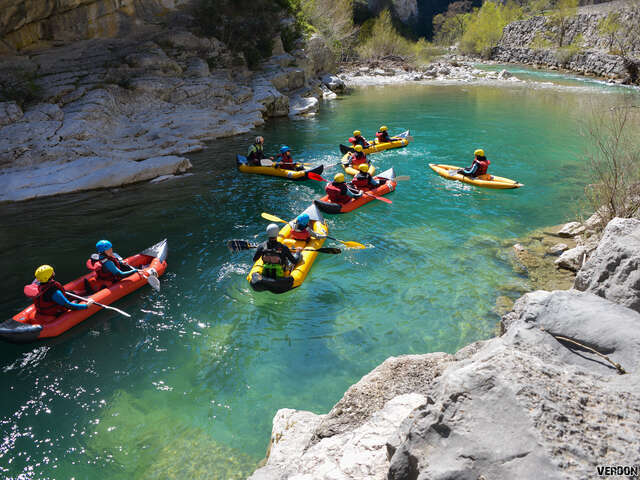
[
  {"x1": 314, "y1": 168, "x2": 397, "y2": 214},
  {"x1": 0, "y1": 239, "x2": 168, "y2": 343}
]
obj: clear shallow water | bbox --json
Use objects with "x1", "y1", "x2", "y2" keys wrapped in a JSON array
[{"x1": 1, "y1": 79, "x2": 637, "y2": 479}]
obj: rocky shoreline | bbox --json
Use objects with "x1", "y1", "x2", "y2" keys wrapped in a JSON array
[{"x1": 249, "y1": 216, "x2": 640, "y2": 480}]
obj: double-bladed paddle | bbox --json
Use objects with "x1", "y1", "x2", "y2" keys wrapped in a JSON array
[
  {"x1": 65, "y1": 292, "x2": 132, "y2": 318},
  {"x1": 260, "y1": 212, "x2": 366, "y2": 249},
  {"x1": 227, "y1": 240, "x2": 341, "y2": 254}
]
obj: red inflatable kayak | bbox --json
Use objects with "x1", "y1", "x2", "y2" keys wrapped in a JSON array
[
  {"x1": 314, "y1": 168, "x2": 397, "y2": 214},
  {"x1": 0, "y1": 239, "x2": 168, "y2": 343}
]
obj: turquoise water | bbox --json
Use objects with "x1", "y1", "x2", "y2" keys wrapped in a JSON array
[{"x1": 1, "y1": 75, "x2": 637, "y2": 479}]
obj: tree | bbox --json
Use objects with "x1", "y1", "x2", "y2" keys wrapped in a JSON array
[
  {"x1": 301, "y1": 0, "x2": 356, "y2": 60},
  {"x1": 598, "y1": 12, "x2": 621, "y2": 53},
  {"x1": 459, "y1": 1, "x2": 523, "y2": 57},
  {"x1": 433, "y1": 1, "x2": 472, "y2": 45},
  {"x1": 546, "y1": 0, "x2": 578, "y2": 48}
]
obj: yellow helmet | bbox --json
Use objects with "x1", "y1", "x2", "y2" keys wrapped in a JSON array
[
  {"x1": 380, "y1": 125, "x2": 388, "y2": 132},
  {"x1": 353, "y1": 130, "x2": 361, "y2": 136},
  {"x1": 35, "y1": 265, "x2": 54, "y2": 283},
  {"x1": 354, "y1": 144, "x2": 363, "y2": 152},
  {"x1": 334, "y1": 173, "x2": 345, "y2": 183},
  {"x1": 474, "y1": 149, "x2": 485, "y2": 157},
  {"x1": 358, "y1": 163, "x2": 369, "y2": 173}
]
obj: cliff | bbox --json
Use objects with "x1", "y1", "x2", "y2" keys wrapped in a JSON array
[
  {"x1": 492, "y1": 0, "x2": 640, "y2": 83},
  {"x1": 249, "y1": 217, "x2": 640, "y2": 479}
]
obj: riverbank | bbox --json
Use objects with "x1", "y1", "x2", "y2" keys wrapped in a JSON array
[{"x1": 249, "y1": 215, "x2": 640, "y2": 480}]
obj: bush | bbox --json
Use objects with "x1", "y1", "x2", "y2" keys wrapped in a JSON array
[
  {"x1": 553, "y1": 33, "x2": 583, "y2": 66},
  {"x1": 194, "y1": 0, "x2": 281, "y2": 69},
  {"x1": 356, "y1": 9, "x2": 413, "y2": 59},
  {"x1": 301, "y1": 0, "x2": 355, "y2": 59},
  {"x1": 432, "y1": 1, "x2": 472, "y2": 46},
  {"x1": 529, "y1": 31, "x2": 552, "y2": 51},
  {"x1": 545, "y1": 0, "x2": 578, "y2": 47},
  {"x1": 459, "y1": 1, "x2": 523, "y2": 58},
  {"x1": 583, "y1": 103, "x2": 640, "y2": 228}
]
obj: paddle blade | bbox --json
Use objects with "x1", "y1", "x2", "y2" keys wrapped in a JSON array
[
  {"x1": 227, "y1": 240, "x2": 256, "y2": 252},
  {"x1": 340, "y1": 240, "x2": 366, "y2": 249},
  {"x1": 261, "y1": 213, "x2": 288, "y2": 224},
  {"x1": 395, "y1": 175, "x2": 411, "y2": 181},
  {"x1": 305, "y1": 247, "x2": 342, "y2": 254},
  {"x1": 364, "y1": 192, "x2": 392, "y2": 204},
  {"x1": 146, "y1": 273, "x2": 161, "y2": 292},
  {"x1": 307, "y1": 172, "x2": 328, "y2": 182}
]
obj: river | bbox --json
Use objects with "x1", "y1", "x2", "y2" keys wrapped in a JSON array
[{"x1": 0, "y1": 69, "x2": 636, "y2": 479}]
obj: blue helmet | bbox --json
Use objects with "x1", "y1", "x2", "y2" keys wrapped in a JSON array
[
  {"x1": 297, "y1": 213, "x2": 310, "y2": 227},
  {"x1": 280, "y1": 145, "x2": 290, "y2": 154},
  {"x1": 96, "y1": 239, "x2": 112, "y2": 253}
]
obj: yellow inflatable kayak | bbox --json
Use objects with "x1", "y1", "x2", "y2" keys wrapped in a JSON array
[
  {"x1": 248, "y1": 205, "x2": 328, "y2": 294},
  {"x1": 237, "y1": 155, "x2": 324, "y2": 180},
  {"x1": 339, "y1": 130, "x2": 411, "y2": 155},
  {"x1": 429, "y1": 163, "x2": 523, "y2": 189},
  {"x1": 340, "y1": 152, "x2": 376, "y2": 177}
]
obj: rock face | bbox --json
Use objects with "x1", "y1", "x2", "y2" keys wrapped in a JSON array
[
  {"x1": 575, "y1": 217, "x2": 640, "y2": 312},
  {"x1": 250, "y1": 217, "x2": 640, "y2": 480},
  {"x1": 493, "y1": 4, "x2": 640, "y2": 83}
]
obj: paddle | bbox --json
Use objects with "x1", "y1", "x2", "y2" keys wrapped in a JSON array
[
  {"x1": 119, "y1": 259, "x2": 160, "y2": 292},
  {"x1": 362, "y1": 191, "x2": 392, "y2": 204},
  {"x1": 226, "y1": 240, "x2": 341, "y2": 254},
  {"x1": 260, "y1": 213, "x2": 366, "y2": 249},
  {"x1": 65, "y1": 292, "x2": 132, "y2": 318},
  {"x1": 395, "y1": 176, "x2": 410, "y2": 181},
  {"x1": 308, "y1": 172, "x2": 395, "y2": 203}
]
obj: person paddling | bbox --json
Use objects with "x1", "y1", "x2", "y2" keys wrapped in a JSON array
[
  {"x1": 29, "y1": 265, "x2": 93, "y2": 319},
  {"x1": 288, "y1": 213, "x2": 327, "y2": 241},
  {"x1": 350, "y1": 130, "x2": 370, "y2": 149},
  {"x1": 375, "y1": 125, "x2": 392, "y2": 143},
  {"x1": 247, "y1": 136, "x2": 273, "y2": 166},
  {"x1": 275, "y1": 146, "x2": 300, "y2": 170},
  {"x1": 254, "y1": 224, "x2": 302, "y2": 278},
  {"x1": 351, "y1": 163, "x2": 385, "y2": 189},
  {"x1": 349, "y1": 144, "x2": 368, "y2": 168},
  {"x1": 325, "y1": 173, "x2": 362, "y2": 204},
  {"x1": 86, "y1": 240, "x2": 139, "y2": 289},
  {"x1": 458, "y1": 149, "x2": 491, "y2": 178}
]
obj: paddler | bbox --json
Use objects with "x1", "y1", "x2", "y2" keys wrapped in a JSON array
[
  {"x1": 458, "y1": 149, "x2": 491, "y2": 178},
  {"x1": 349, "y1": 144, "x2": 368, "y2": 168},
  {"x1": 29, "y1": 265, "x2": 93, "y2": 318},
  {"x1": 275, "y1": 146, "x2": 300, "y2": 170},
  {"x1": 288, "y1": 213, "x2": 327, "y2": 241},
  {"x1": 254, "y1": 224, "x2": 302, "y2": 278},
  {"x1": 350, "y1": 130, "x2": 370, "y2": 149},
  {"x1": 247, "y1": 136, "x2": 273, "y2": 166},
  {"x1": 87, "y1": 240, "x2": 139, "y2": 286},
  {"x1": 350, "y1": 163, "x2": 385, "y2": 189},
  {"x1": 375, "y1": 125, "x2": 392, "y2": 143},
  {"x1": 325, "y1": 173, "x2": 362, "y2": 204}
]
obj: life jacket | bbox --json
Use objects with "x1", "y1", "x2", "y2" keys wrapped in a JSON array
[
  {"x1": 277, "y1": 152, "x2": 295, "y2": 165},
  {"x1": 86, "y1": 253, "x2": 127, "y2": 283},
  {"x1": 261, "y1": 241, "x2": 288, "y2": 278},
  {"x1": 326, "y1": 182, "x2": 352, "y2": 204},
  {"x1": 476, "y1": 157, "x2": 490, "y2": 176},
  {"x1": 290, "y1": 224, "x2": 311, "y2": 241},
  {"x1": 351, "y1": 172, "x2": 371, "y2": 189},
  {"x1": 353, "y1": 136, "x2": 367, "y2": 148},
  {"x1": 376, "y1": 132, "x2": 391, "y2": 143},
  {"x1": 247, "y1": 143, "x2": 264, "y2": 160},
  {"x1": 33, "y1": 280, "x2": 68, "y2": 316},
  {"x1": 350, "y1": 152, "x2": 367, "y2": 167}
]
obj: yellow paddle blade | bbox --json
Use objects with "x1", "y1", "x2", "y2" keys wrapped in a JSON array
[
  {"x1": 261, "y1": 212, "x2": 288, "y2": 224},
  {"x1": 340, "y1": 240, "x2": 366, "y2": 249}
]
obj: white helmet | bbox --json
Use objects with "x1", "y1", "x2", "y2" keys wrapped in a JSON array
[
  {"x1": 255, "y1": 136, "x2": 264, "y2": 144},
  {"x1": 266, "y1": 223, "x2": 279, "y2": 238}
]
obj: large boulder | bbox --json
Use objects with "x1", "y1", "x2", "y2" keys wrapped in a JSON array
[{"x1": 574, "y1": 217, "x2": 640, "y2": 312}]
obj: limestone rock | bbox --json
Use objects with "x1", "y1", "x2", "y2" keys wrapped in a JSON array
[
  {"x1": 547, "y1": 242, "x2": 568, "y2": 256},
  {"x1": 288, "y1": 95, "x2": 318, "y2": 117},
  {"x1": 0, "y1": 101, "x2": 23, "y2": 126},
  {"x1": 557, "y1": 221, "x2": 586, "y2": 237},
  {"x1": 321, "y1": 73, "x2": 345, "y2": 93},
  {"x1": 575, "y1": 217, "x2": 640, "y2": 312},
  {"x1": 498, "y1": 68, "x2": 513, "y2": 79},
  {"x1": 554, "y1": 245, "x2": 587, "y2": 271}
]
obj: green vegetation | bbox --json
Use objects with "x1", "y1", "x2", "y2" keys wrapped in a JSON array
[
  {"x1": 458, "y1": 1, "x2": 523, "y2": 58},
  {"x1": 300, "y1": 0, "x2": 355, "y2": 59},
  {"x1": 598, "y1": 12, "x2": 622, "y2": 53},
  {"x1": 545, "y1": 0, "x2": 578, "y2": 47},
  {"x1": 432, "y1": 1, "x2": 472, "y2": 46},
  {"x1": 357, "y1": 10, "x2": 445, "y2": 64}
]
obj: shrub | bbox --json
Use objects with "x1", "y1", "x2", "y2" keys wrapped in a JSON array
[
  {"x1": 459, "y1": 1, "x2": 523, "y2": 58},
  {"x1": 583, "y1": 103, "x2": 640, "y2": 228},
  {"x1": 432, "y1": 1, "x2": 472, "y2": 45},
  {"x1": 553, "y1": 33, "x2": 583, "y2": 66},
  {"x1": 301, "y1": 0, "x2": 355, "y2": 59},
  {"x1": 356, "y1": 9, "x2": 413, "y2": 59},
  {"x1": 529, "y1": 31, "x2": 552, "y2": 51},
  {"x1": 598, "y1": 12, "x2": 621, "y2": 53}
]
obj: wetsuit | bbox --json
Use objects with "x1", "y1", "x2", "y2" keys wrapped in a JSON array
[
  {"x1": 253, "y1": 239, "x2": 301, "y2": 278},
  {"x1": 98, "y1": 253, "x2": 138, "y2": 280}
]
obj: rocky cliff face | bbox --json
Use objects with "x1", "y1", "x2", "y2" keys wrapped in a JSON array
[
  {"x1": 492, "y1": 2, "x2": 640, "y2": 83},
  {"x1": 249, "y1": 217, "x2": 640, "y2": 480}
]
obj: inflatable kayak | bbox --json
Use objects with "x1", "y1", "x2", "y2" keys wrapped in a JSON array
[
  {"x1": 339, "y1": 130, "x2": 410, "y2": 155},
  {"x1": 0, "y1": 240, "x2": 168, "y2": 343},
  {"x1": 248, "y1": 205, "x2": 327, "y2": 294},
  {"x1": 429, "y1": 164, "x2": 523, "y2": 189},
  {"x1": 237, "y1": 155, "x2": 323, "y2": 180},
  {"x1": 341, "y1": 152, "x2": 376, "y2": 177},
  {"x1": 315, "y1": 168, "x2": 397, "y2": 214}
]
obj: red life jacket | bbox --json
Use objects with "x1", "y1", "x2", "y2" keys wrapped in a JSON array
[
  {"x1": 86, "y1": 253, "x2": 126, "y2": 282},
  {"x1": 34, "y1": 280, "x2": 68, "y2": 316},
  {"x1": 476, "y1": 158, "x2": 490, "y2": 176},
  {"x1": 350, "y1": 152, "x2": 367, "y2": 167},
  {"x1": 277, "y1": 153, "x2": 294, "y2": 165},
  {"x1": 326, "y1": 182, "x2": 352, "y2": 204},
  {"x1": 351, "y1": 173, "x2": 371, "y2": 189},
  {"x1": 353, "y1": 136, "x2": 367, "y2": 147},
  {"x1": 290, "y1": 226, "x2": 311, "y2": 241},
  {"x1": 376, "y1": 132, "x2": 391, "y2": 143}
]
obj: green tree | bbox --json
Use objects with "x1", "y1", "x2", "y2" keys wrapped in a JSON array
[
  {"x1": 546, "y1": 0, "x2": 578, "y2": 47},
  {"x1": 598, "y1": 12, "x2": 621, "y2": 52},
  {"x1": 433, "y1": 1, "x2": 472, "y2": 45},
  {"x1": 459, "y1": 1, "x2": 523, "y2": 58},
  {"x1": 356, "y1": 9, "x2": 414, "y2": 59}
]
